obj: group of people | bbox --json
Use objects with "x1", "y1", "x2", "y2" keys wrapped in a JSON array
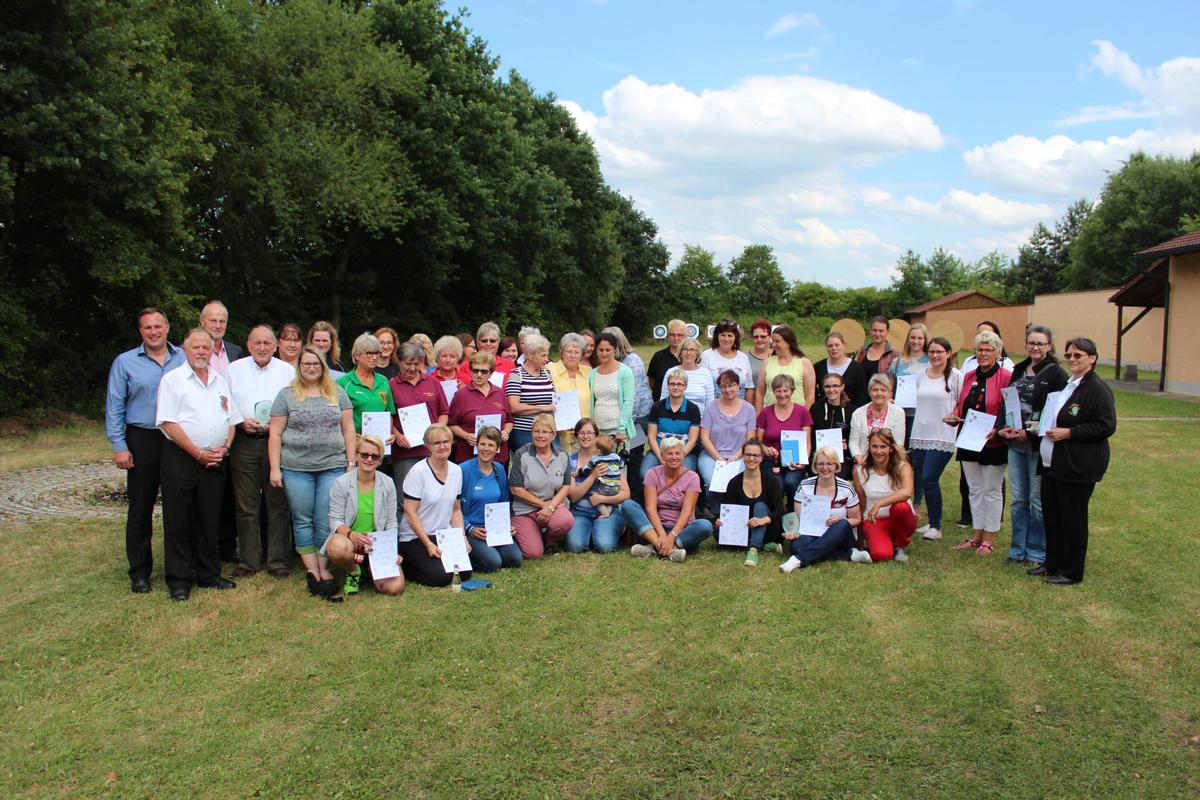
[{"x1": 106, "y1": 305, "x2": 1116, "y2": 601}]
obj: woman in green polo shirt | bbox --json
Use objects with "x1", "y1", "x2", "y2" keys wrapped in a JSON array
[{"x1": 337, "y1": 333, "x2": 398, "y2": 438}]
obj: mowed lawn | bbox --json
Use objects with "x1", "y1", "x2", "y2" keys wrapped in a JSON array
[{"x1": 2, "y1": 394, "x2": 1198, "y2": 798}]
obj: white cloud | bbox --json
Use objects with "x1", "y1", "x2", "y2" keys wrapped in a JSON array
[
  {"x1": 1057, "y1": 41, "x2": 1200, "y2": 128},
  {"x1": 765, "y1": 12, "x2": 820, "y2": 38},
  {"x1": 863, "y1": 187, "x2": 1052, "y2": 228},
  {"x1": 768, "y1": 48, "x2": 819, "y2": 64}
]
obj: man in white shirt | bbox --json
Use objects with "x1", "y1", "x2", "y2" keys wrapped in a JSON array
[
  {"x1": 156, "y1": 328, "x2": 243, "y2": 601},
  {"x1": 225, "y1": 324, "x2": 295, "y2": 579}
]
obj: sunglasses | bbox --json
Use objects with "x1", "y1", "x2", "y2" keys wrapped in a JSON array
[
  {"x1": 357, "y1": 451, "x2": 381, "y2": 462},
  {"x1": 1064, "y1": 352, "x2": 1089, "y2": 360},
  {"x1": 471, "y1": 368, "x2": 492, "y2": 375}
]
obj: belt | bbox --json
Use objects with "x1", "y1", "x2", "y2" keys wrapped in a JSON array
[{"x1": 236, "y1": 429, "x2": 269, "y2": 440}]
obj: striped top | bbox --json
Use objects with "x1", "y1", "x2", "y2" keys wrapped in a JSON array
[
  {"x1": 506, "y1": 366, "x2": 556, "y2": 432},
  {"x1": 796, "y1": 476, "x2": 859, "y2": 532}
]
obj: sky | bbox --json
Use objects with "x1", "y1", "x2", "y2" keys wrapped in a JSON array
[{"x1": 461, "y1": 1, "x2": 1200, "y2": 288}]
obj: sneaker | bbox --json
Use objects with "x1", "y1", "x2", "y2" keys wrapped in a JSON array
[
  {"x1": 850, "y1": 548, "x2": 872, "y2": 564},
  {"x1": 762, "y1": 542, "x2": 783, "y2": 554},
  {"x1": 779, "y1": 556, "x2": 802, "y2": 574},
  {"x1": 922, "y1": 527, "x2": 942, "y2": 540},
  {"x1": 915, "y1": 523, "x2": 931, "y2": 534},
  {"x1": 344, "y1": 566, "x2": 361, "y2": 595},
  {"x1": 668, "y1": 548, "x2": 687, "y2": 563},
  {"x1": 893, "y1": 547, "x2": 909, "y2": 562},
  {"x1": 630, "y1": 544, "x2": 655, "y2": 558},
  {"x1": 744, "y1": 548, "x2": 759, "y2": 567}
]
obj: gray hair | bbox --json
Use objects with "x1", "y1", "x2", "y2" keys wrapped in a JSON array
[
  {"x1": 771, "y1": 373, "x2": 796, "y2": 393},
  {"x1": 659, "y1": 436, "x2": 687, "y2": 452},
  {"x1": 398, "y1": 341, "x2": 427, "y2": 363},
  {"x1": 518, "y1": 326, "x2": 541, "y2": 342},
  {"x1": 559, "y1": 332, "x2": 587, "y2": 354},
  {"x1": 433, "y1": 335, "x2": 463, "y2": 361},
  {"x1": 184, "y1": 327, "x2": 215, "y2": 346},
  {"x1": 868, "y1": 373, "x2": 892, "y2": 394},
  {"x1": 665, "y1": 368, "x2": 689, "y2": 387},
  {"x1": 351, "y1": 333, "x2": 381, "y2": 358},
  {"x1": 476, "y1": 321, "x2": 500, "y2": 342},
  {"x1": 974, "y1": 330, "x2": 1004, "y2": 353},
  {"x1": 523, "y1": 333, "x2": 551, "y2": 356},
  {"x1": 600, "y1": 326, "x2": 633, "y2": 357}
]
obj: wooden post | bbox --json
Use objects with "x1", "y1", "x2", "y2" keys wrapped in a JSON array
[
  {"x1": 1114, "y1": 304, "x2": 1123, "y2": 381},
  {"x1": 1159, "y1": 279, "x2": 1170, "y2": 393}
]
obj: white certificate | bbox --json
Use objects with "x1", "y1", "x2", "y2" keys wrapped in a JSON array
[
  {"x1": 718, "y1": 503, "x2": 750, "y2": 547},
  {"x1": 553, "y1": 390, "x2": 581, "y2": 431},
  {"x1": 798, "y1": 493, "x2": 833, "y2": 537},
  {"x1": 955, "y1": 409, "x2": 997, "y2": 452},
  {"x1": 361, "y1": 411, "x2": 392, "y2": 443},
  {"x1": 441, "y1": 380, "x2": 458, "y2": 406},
  {"x1": 474, "y1": 414, "x2": 502, "y2": 453},
  {"x1": 1001, "y1": 386, "x2": 1022, "y2": 429},
  {"x1": 435, "y1": 527, "x2": 471, "y2": 574},
  {"x1": 708, "y1": 458, "x2": 745, "y2": 493},
  {"x1": 895, "y1": 374, "x2": 917, "y2": 409},
  {"x1": 367, "y1": 529, "x2": 401, "y2": 580},
  {"x1": 483, "y1": 502, "x2": 513, "y2": 546},
  {"x1": 814, "y1": 429, "x2": 844, "y2": 462},
  {"x1": 1039, "y1": 391, "x2": 1065, "y2": 435},
  {"x1": 488, "y1": 370, "x2": 505, "y2": 388},
  {"x1": 779, "y1": 430, "x2": 808, "y2": 468},
  {"x1": 398, "y1": 404, "x2": 432, "y2": 445}
]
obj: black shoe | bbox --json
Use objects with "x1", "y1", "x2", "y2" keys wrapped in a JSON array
[
  {"x1": 1044, "y1": 574, "x2": 1079, "y2": 585},
  {"x1": 198, "y1": 577, "x2": 237, "y2": 590},
  {"x1": 268, "y1": 567, "x2": 291, "y2": 579},
  {"x1": 955, "y1": 519, "x2": 971, "y2": 528},
  {"x1": 306, "y1": 572, "x2": 321, "y2": 596},
  {"x1": 1027, "y1": 565, "x2": 1049, "y2": 576},
  {"x1": 170, "y1": 587, "x2": 190, "y2": 602},
  {"x1": 231, "y1": 566, "x2": 257, "y2": 578},
  {"x1": 130, "y1": 578, "x2": 151, "y2": 594}
]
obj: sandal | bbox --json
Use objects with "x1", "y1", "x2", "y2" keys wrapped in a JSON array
[
  {"x1": 954, "y1": 538, "x2": 980, "y2": 551},
  {"x1": 976, "y1": 541, "x2": 995, "y2": 555}
]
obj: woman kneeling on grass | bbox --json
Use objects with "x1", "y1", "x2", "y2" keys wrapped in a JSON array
[
  {"x1": 623, "y1": 437, "x2": 713, "y2": 562},
  {"x1": 780, "y1": 446, "x2": 867, "y2": 573},
  {"x1": 325, "y1": 435, "x2": 405, "y2": 597},
  {"x1": 853, "y1": 428, "x2": 917, "y2": 563}
]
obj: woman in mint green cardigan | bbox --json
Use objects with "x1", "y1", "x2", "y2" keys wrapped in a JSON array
[{"x1": 588, "y1": 331, "x2": 636, "y2": 448}]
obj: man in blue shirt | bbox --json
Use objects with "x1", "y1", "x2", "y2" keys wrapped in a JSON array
[{"x1": 105, "y1": 307, "x2": 184, "y2": 594}]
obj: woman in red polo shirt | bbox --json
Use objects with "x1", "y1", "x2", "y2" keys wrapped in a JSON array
[{"x1": 448, "y1": 351, "x2": 514, "y2": 464}]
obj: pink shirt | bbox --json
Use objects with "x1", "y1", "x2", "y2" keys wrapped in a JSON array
[
  {"x1": 447, "y1": 383, "x2": 513, "y2": 464},
  {"x1": 754, "y1": 403, "x2": 814, "y2": 452},
  {"x1": 644, "y1": 466, "x2": 701, "y2": 529},
  {"x1": 210, "y1": 340, "x2": 231, "y2": 375}
]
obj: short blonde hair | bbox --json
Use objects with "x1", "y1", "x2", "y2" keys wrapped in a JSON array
[
  {"x1": 357, "y1": 434, "x2": 386, "y2": 459},
  {"x1": 422, "y1": 424, "x2": 453, "y2": 447},
  {"x1": 531, "y1": 413, "x2": 557, "y2": 434}
]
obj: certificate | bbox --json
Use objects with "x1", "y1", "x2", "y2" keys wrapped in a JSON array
[
  {"x1": 367, "y1": 529, "x2": 401, "y2": 580},
  {"x1": 718, "y1": 503, "x2": 749, "y2": 547},
  {"x1": 441, "y1": 380, "x2": 458, "y2": 406},
  {"x1": 955, "y1": 409, "x2": 997, "y2": 452},
  {"x1": 798, "y1": 493, "x2": 833, "y2": 537},
  {"x1": 708, "y1": 458, "x2": 745, "y2": 493},
  {"x1": 895, "y1": 374, "x2": 917, "y2": 409},
  {"x1": 553, "y1": 390, "x2": 581, "y2": 431},
  {"x1": 483, "y1": 502, "x2": 513, "y2": 546},
  {"x1": 488, "y1": 371, "x2": 505, "y2": 388},
  {"x1": 398, "y1": 404, "x2": 432, "y2": 445},
  {"x1": 361, "y1": 411, "x2": 392, "y2": 443},
  {"x1": 1001, "y1": 386, "x2": 1022, "y2": 429},
  {"x1": 814, "y1": 429, "x2": 844, "y2": 462},
  {"x1": 1039, "y1": 391, "x2": 1065, "y2": 435},
  {"x1": 474, "y1": 414, "x2": 502, "y2": 453},
  {"x1": 435, "y1": 527, "x2": 471, "y2": 574},
  {"x1": 779, "y1": 430, "x2": 808, "y2": 468}
]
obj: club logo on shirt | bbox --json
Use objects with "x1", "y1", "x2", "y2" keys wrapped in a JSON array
[
  {"x1": 1067, "y1": 403, "x2": 1080, "y2": 417},
  {"x1": 220, "y1": 394, "x2": 229, "y2": 412},
  {"x1": 379, "y1": 391, "x2": 389, "y2": 405}
]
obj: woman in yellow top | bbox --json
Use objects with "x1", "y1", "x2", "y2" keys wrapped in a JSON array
[
  {"x1": 548, "y1": 332, "x2": 592, "y2": 452},
  {"x1": 756, "y1": 324, "x2": 815, "y2": 411}
]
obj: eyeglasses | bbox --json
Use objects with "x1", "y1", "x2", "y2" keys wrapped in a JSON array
[
  {"x1": 1063, "y1": 352, "x2": 1088, "y2": 360},
  {"x1": 300, "y1": 361, "x2": 323, "y2": 369},
  {"x1": 471, "y1": 368, "x2": 492, "y2": 375},
  {"x1": 478, "y1": 338, "x2": 498, "y2": 344},
  {"x1": 361, "y1": 351, "x2": 380, "y2": 357},
  {"x1": 928, "y1": 349, "x2": 947, "y2": 356},
  {"x1": 357, "y1": 451, "x2": 381, "y2": 462},
  {"x1": 429, "y1": 439, "x2": 452, "y2": 447},
  {"x1": 742, "y1": 452, "x2": 763, "y2": 460},
  {"x1": 1025, "y1": 342, "x2": 1049, "y2": 349}
]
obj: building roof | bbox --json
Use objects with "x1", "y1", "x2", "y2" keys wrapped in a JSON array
[
  {"x1": 903, "y1": 289, "x2": 1010, "y2": 316},
  {"x1": 1109, "y1": 257, "x2": 1168, "y2": 308},
  {"x1": 1135, "y1": 230, "x2": 1200, "y2": 259}
]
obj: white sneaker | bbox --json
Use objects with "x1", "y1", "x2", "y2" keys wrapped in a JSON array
[
  {"x1": 850, "y1": 548, "x2": 872, "y2": 564},
  {"x1": 779, "y1": 556, "x2": 802, "y2": 574},
  {"x1": 668, "y1": 548, "x2": 687, "y2": 563},
  {"x1": 893, "y1": 547, "x2": 909, "y2": 562},
  {"x1": 630, "y1": 544, "x2": 654, "y2": 558},
  {"x1": 916, "y1": 523, "x2": 931, "y2": 534},
  {"x1": 922, "y1": 527, "x2": 942, "y2": 541}
]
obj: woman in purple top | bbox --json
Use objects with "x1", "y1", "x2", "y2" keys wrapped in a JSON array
[
  {"x1": 754, "y1": 373, "x2": 814, "y2": 501},
  {"x1": 622, "y1": 437, "x2": 713, "y2": 562},
  {"x1": 698, "y1": 369, "x2": 757, "y2": 514}
]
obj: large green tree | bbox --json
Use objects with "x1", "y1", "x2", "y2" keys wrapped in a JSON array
[
  {"x1": 726, "y1": 244, "x2": 789, "y2": 317},
  {"x1": 669, "y1": 245, "x2": 729, "y2": 323}
]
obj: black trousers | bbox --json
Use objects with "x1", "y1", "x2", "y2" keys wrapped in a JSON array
[
  {"x1": 125, "y1": 426, "x2": 165, "y2": 581},
  {"x1": 398, "y1": 537, "x2": 471, "y2": 588},
  {"x1": 161, "y1": 442, "x2": 226, "y2": 590},
  {"x1": 1041, "y1": 474, "x2": 1095, "y2": 582}
]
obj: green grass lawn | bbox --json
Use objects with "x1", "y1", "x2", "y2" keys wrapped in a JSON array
[{"x1": 3, "y1": 412, "x2": 1198, "y2": 798}]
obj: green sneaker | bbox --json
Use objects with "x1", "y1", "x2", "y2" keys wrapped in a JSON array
[
  {"x1": 344, "y1": 566, "x2": 361, "y2": 595},
  {"x1": 744, "y1": 547, "x2": 759, "y2": 567},
  {"x1": 762, "y1": 542, "x2": 783, "y2": 554}
]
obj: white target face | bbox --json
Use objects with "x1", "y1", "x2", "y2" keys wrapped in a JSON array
[{"x1": 652, "y1": 324, "x2": 668, "y2": 340}]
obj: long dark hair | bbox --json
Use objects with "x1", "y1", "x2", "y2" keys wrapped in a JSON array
[{"x1": 772, "y1": 324, "x2": 803, "y2": 358}]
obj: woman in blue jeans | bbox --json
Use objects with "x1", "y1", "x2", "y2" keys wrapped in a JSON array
[
  {"x1": 998, "y1": 325, "x2": 1067, "y2": 566},
  {"x1": 779, "y1": 447, "x2": 868, "y2": 572},
  {"x1": 908, "y1": 337, "x2": 961, "y2": 542},
  {"x1": 461, "y1": 426, "x2": 524, "y2": 572},
  {"x1": 714, "y1": 439, "x2": 782, "y2": 567},
  {"x1": 565, "y1": 418, "x2": 630, "y2": 553},
  {"x1": 624, "y1": 437, "x2": 713, "y2": 562}
]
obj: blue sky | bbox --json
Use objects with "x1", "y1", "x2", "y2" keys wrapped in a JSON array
[{"x1": 462, "y1": 1, "x2": 1200, "y2": 287}]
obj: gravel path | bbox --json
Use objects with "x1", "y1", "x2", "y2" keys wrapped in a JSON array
[{"x1": 0, "y1": 460, "x2": 139, "y2": 520}]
